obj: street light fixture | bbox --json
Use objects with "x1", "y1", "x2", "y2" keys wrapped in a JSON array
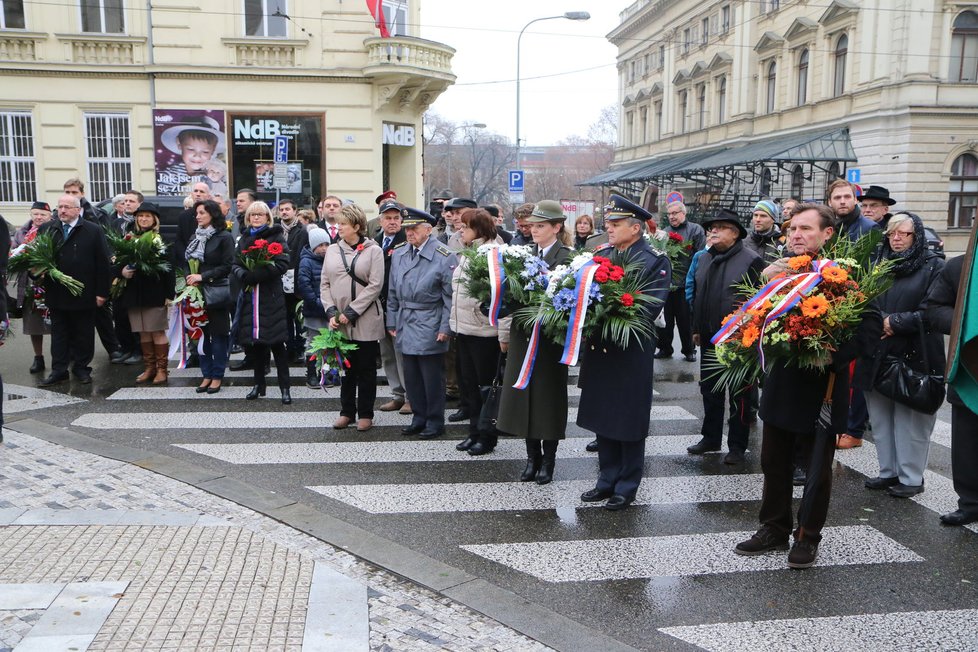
[{"x1": 516, "y1": 11, "x2": 590, "y2": 169}]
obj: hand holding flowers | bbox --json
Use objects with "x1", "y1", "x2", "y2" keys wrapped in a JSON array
[{"x1": 7, "y1": 232, "x2": 85, "y2": 296}]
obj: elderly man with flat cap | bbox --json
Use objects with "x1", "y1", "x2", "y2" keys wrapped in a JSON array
[
  {"x1": 577, "y1": 194, "x2": 672, "y2": 510},
  {"x1": 858, "y1": 185, "x2": 897, "y2": 230},
  {"x1": 439, "y1": 197, "x2": 477, "y2": 252},
  {"x1": 387, "y1": 207, "x2": 457, "y2": 439},
  {"x1": 689, "y1": 208, "x2": 766, "y2": 464}
]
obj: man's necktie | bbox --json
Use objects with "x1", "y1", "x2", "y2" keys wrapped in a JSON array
[
  {"x1": 329, "y1": 226, "x2": 337, "y2": 240},
  {"x1": 62, "y1": 223, "x2": 71, "y2": 239},
  {"x1": 383, "y1": 236, "x2": 393, "y2": 250}
]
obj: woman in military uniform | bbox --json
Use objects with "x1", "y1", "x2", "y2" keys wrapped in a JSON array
[{"x1": 496, "y1": 200, "x2": 574, "y2": 485}]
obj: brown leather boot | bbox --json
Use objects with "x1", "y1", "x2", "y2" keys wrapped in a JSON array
[
  {"x1": 135, "y1": 341, "x2": 156, "y2": 384},
  {"x1": 152, "y1": 343, "x2": 169, "y2": 385}
]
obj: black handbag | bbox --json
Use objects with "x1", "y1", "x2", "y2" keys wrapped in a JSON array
[
  {"x1": 874, "y1": 320, "x2": 945, "y2": 415},
  {"x1": 477, "y1": 354, "x2": 506, "y2": 433},
  {"x1": 201, "y1": 277, "x2": 232, "y2": 311}
]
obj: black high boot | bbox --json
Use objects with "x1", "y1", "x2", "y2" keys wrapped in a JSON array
[
  {"x1": 246, "y1": 350, "x2": 267, "y2": 400},
  {"x1": 536, "y1": 440, "x2": 558, "y2": 485},
  {"x1": 520, "y1": 439, "x2": 542, "y2": 481},
  {"x1": 305, "y1": 359, "x2": 319, "y2": 389}
]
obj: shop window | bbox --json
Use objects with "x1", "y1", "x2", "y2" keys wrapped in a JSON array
[
  {"x1": 833, "y1": 34, "x2": 848, "y2": 97},
  {"x1": 1, "y1": 0, "x2": 26, "y2": 29},
  {"x1": 949, "y1": 153, "x2": 978, "y2": 228},
  {"x1": 84, "y1": 113, "x2": 133, "y2": 202},
  {"x1": 797, "y1": 49, "x2": 809, "y2": 105},
  {"x1": 244, "y1": 0, "x2": 286, "y2": 38},
  {"x1": 950, "y1": 11, "x2": 978, "y2": 83},
  {"x1": 0, "y1": 111, "x2": 36, "y2": 203},
  {"x1": 81, "y1": 0, "x2": 124, "y2": 34}
]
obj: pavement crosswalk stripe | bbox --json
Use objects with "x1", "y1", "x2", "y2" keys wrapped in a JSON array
[
  {"x1": 658, "y1": 608, "x2": 978, "y2": 652},
  {"x1": 174, "y1": 435, "x2": 706, "y2": 464},
  {"x1": 308, "y1": 475, "x2": 802, "y2": 513},
  {"x1": 169, "y1": 365, "x2": 583, "y2": 378},
  {"x1": 106, "y1": 385, "x2": 588, "y2": 399},
  {"x1": 73, "y1": 405, "x2": 695, "y2": 430},
  {"x1": 460, "y1": 525, "x2": 922, "y2": 582},
  {"x1": 932, "y1": 419, "x2": 951, "y2": 448}
]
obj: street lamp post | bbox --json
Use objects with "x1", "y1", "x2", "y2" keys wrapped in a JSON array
[
  {"x1": 515, "y1": 11, "x2": 590, "y2": 170},
  {"x1": 446, "y1": 122, "x2": 486, "y2": 195}
]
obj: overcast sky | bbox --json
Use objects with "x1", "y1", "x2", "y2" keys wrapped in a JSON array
[{"x1": 418, "y1": 1, "x2": 624, "y2": 146}]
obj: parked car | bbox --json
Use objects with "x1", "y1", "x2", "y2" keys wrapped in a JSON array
[
  {"x1": 922, "y1": 226, "x2": 945, "y2": 259},
  {"x1": 96, "y1": 195, "x2": 187, "y2": 245}
]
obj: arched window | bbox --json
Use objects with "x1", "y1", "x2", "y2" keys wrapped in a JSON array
[
  {"x1": 950, "y1": 11, "x2": 978, "y2": 83},
  {"x1": 766, "y1": 61, "x2": 777, "y2": 113},
  {"x1": 833, "y1": 34, "x2": 848, "y2": 96},
  {"x1": 949, "y1": 153, "x2": 978, "y2": 228},
  {"x1": 797, "y1": 49, "x2": 809, "y2": 105},
  {"x1": 791, "y1": 164, "x2": 805, "y2": 198},
  {"x1": 697, "y1": 83, "x2": 707, "y2": 129},
  {"x1": 679, "y1": 90, "x2": 688, "y2": 134},
  {"x1": 717, "y1": 76, "x2": 727, "y2": 123},
  {"x1": 760, "y1": 167, "x2": 772, "y2": 196}
]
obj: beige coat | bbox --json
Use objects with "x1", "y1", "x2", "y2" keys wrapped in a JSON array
[
  {"x1": 449, "y1": 236, "x2": 510, "y2": 342},
  {"x1": 320, "y1": 237, "x2": 385, "y2": 342}
]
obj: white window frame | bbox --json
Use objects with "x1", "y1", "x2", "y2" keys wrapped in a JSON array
[
  {"x1": 721, "y1": 5, "x2": 731, "y2": 34},
  {"x1": 797, "y1": 48, "x2": 809, "y2": 105},
  {"x1": 0, "y1": 0, "x2": 27, "y2": 29},
  {"x1": 382, "y1": 0, "x2": 408, "y2": 37},
  {"x1": 243, "y1": 0, "x2": 287, "y2": 38},
  {"x1": 0, "y1": 110, "x2": 37, "y2": 203},
  {"x1": 83, "y1": 112, "x2": 133, "y2": 202},
  {"x1": 701, "y1": 17, "x2": 709, "y2": 46},
  {"x1": 79, "y1": 0, "x2": 125, "y2": 34}
]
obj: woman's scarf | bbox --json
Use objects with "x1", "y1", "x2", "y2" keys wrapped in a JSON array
[
  {"x1": 882, "y1": 212, "x2": 926, "y2": 278},
  {"x1": 185, "y1": 225, "x2": 217, "y2": 262},
  {"x1": 248, "y1": 225, "x2": 267, "y2": 236}
]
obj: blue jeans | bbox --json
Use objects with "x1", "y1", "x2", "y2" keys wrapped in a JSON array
[{"x1": 200, "y1": 327, "x2": 230, "y2": 380}]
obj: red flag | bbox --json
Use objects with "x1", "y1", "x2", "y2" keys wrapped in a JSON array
[{"x1": 365, "y1": 0, "x2": 390, "y2": 37}]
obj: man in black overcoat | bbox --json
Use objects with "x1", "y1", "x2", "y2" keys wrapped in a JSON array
[
  {"x1": 577, "y1": 194, "x2": 671, "y2": 510},
  {"x1": 38, "y1": 194, "x2": 112, "y2": 386},
  {"x1": 734, "y1": 203, "x2": 882, "y2": 569}
]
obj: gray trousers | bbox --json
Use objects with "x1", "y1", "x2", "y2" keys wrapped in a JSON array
[
  {"x1": 379, "y1": 330, "x2": 405, "y2": 401},
  {"x1": 865, "y1": 390, "x2": 935, "y2": 487}
]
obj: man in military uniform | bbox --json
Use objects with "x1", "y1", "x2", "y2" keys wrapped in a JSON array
[
  {"x1": 578, "y1": 194, "x2": 672, "y2": 510},
  {"x1": 387, "y1": 207, "x2": 457, "y2": 439}
]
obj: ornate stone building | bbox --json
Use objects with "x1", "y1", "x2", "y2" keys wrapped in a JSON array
[
  {"x1": 589, "y1": 0, "x2": 978, "y2": 251},
  {"x1": 0, "y1": 0, "x2": 454, "y2": 222}
]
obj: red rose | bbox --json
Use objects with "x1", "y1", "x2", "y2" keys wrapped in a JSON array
[
  {"x1": 594, "y1": 269, "x2": 610, "y2": 283},
  {"x1": 267, "y1": 242, "x2": 284, "y2": 255},
  {"x1": 609, "y1": 268, "x2": 624, "y2": 282},
  {"x1": 620, "y1": 293, "x2": 635, "y2": 307},
  {"x1": 668, "y1": 232, "x2": 683, "y2": 242},
  {"x1": 253, "y1": 239, "x2": 268, "y2": 248},
  {"x1": 592, "y1": 256, "x2": 609, "y2": 265},
  {"x1": 685, "y1": 243, "x2": 693, "y2": 250}
]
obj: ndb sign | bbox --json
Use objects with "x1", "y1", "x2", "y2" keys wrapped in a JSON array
[{"x1": 382, "y1": 124, "x2": 416, "y2": 147}]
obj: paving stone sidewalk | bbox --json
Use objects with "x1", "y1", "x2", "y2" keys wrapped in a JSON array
[{"x1": 0, "y1": 428, "x2": 551, "y2": 652}]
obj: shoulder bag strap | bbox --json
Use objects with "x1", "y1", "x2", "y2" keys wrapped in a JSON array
[{"x1": 337, "y1": 245, "x2": 368, "y2": 301}]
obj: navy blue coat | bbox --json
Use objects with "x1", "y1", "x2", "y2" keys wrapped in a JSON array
[
  {"x1": 232, "y1": 224, "x2": 290, "y2": 345},
  {"x1": 297, "y1": 245, "x2": 327, "y2": 320},
  {"x1": 577, "y1": 237, "x2": 672, "y2": 441}
]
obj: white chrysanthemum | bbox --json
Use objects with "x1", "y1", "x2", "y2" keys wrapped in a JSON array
[
  {"x1": 476, "y1": 243, "x2": 499, "y2": 256},
  {"x1": 569, "y1": 252, "x2": 593, "y2": 271},
  {"x1": 504, "y1": 245, "x2": 534, "y2": 260}
]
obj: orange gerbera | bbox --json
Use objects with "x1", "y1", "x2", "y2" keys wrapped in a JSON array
[
  {"x1": 821, "y1": 266, "x2": 849, "y2": 283},
  {"x1": 741, "y1": 324, "x2": 761, "y2": 347},
  {"x1": 787, "y1": 255, "x2": 812, "y2": 270},
  {"x1": 800, "y1": 295, "x2": 830, "y2": 318}
]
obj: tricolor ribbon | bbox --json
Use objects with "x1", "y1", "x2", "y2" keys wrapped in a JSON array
[
  {"x1": 513, "y1": 318, "x2": 543, "y2": 390},
  {"x1": 487, "y1": 246, "x2": 506, "y2": 326},
  {"x1": 166, "y1": 300, "x2": 200, "y2": 369},
  {"x1": 251, "y1": 286, "x2": 260, "y2": 340},
  {"x1": 559, "y1": 260, "x2": 600, "y2": 366}
]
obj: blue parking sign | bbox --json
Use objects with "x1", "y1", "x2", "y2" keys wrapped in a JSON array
[
  {"x1": 508, "y1": 170, "x2": 524, "y2": 193},
  {"x1": 274, "y1": 136, "x2": 288, "y2": 164}
]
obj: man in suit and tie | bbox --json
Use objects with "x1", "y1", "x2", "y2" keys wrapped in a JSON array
[
  {"x1": 38, "y1": 194, "x2": 112, "y2": 386},
  {"x1": 318, "y1": 194, "x2": 343, "y2": 241},
  {"x1": 375, "y1": 199, "x2": 409, "y2": 413}
]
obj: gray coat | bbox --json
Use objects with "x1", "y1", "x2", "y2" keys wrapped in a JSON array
[{"x1": 386, "y1": 235, "x2": 457, "y2": 355}]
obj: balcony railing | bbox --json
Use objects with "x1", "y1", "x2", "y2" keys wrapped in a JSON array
[
  {"x1": 0, "y1": 31, "x2": 45, "y2": 61},
  {"x1": 221, "y1": 37, "x2": 308, "y2": 67},
  {"x1": 363, "y1": 36, "x2": 455, "y2": 81},
  {"x1": 54, "y1": 33, "x2": 146, "y2": 65}
]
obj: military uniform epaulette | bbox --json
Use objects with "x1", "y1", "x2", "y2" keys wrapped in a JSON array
[
  {"x1": 436, "y1": 245, "x2": 452, "y2": 257},
  {"x1": 593, "y1": 243, "x2": 613, "y2": 252},
  {"x1": 392, "y1": 241, "x2": 407, "y2": 250}
]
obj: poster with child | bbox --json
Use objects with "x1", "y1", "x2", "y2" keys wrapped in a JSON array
[{"x1": 153, "y1": 110, "x2": 228, "y2": 197}]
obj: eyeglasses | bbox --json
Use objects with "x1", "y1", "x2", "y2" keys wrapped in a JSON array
[
  {"x1": 57, "y1": 205, "x2": 79, "y2": 210},
  {"x1": 887, "y1": 231, "x2": 914, "y2": 239},
  {"x1": 251, "y1": 212, "x2": 269, "y2": 217}
]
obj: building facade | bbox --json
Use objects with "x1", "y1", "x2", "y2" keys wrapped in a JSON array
[
  {"x1": 0, "y1": 0, "x2": 454, "y2": 223},
  {"x1": 597, "y1": 0, "x2": 978, "y2": 251}
]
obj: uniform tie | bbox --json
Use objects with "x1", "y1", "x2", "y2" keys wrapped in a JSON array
[{"x1": 383, "y1": 235, "x2": 392, "y2": 250}]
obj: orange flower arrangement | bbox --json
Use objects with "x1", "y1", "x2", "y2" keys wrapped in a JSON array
[
  {"x1": 800, "y1": 295, "x2": 830, "y2": 318},
  {"x1": 741, "y1": 324, "x2": 761, "y2": 347},
  {"x1": 787, "y1": 254, "x2": 812, "y2": 270},
  {"x1": 821, "y1": 266, "x2": 849, "y2": 284}
]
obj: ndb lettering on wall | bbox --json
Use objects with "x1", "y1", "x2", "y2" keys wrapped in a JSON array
[
  {"x1": 153, "y1": 109, "x2": 228, "y2": 197},
  {"x1": 382, "y1": 123, "x2": 416, "y2": 147}
]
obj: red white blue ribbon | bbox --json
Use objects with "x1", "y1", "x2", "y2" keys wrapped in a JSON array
[
  {"x1": 711, "y1": 274, "x2": 802, "y2": 346},
  {"x1": 486, "y1": 246, "x2": 506, "y2": 326},
  {"x1": 251, "y1": 286, "x2": 260, "y2": 340},
  {"x1": 559, "y1": 260, "x2": 600, "y2": 366},
  {"x1": 513, "y1": 318, "x2": 542, "y2": 390}
]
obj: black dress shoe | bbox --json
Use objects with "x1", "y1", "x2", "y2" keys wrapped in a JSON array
[
  {"x1": 109, "y1": 350, "x2": 128, "y2": 364},
  {"x1": 456, "y1": 437, "x2": 477, "y2": 451},
  {"x1": 887, "y1": 482, "x2": 924, "y2": 498},
  {"x1": 29, "y1": 356, "x2": 45, "y2": 374},
  {"x1": 940, "y1": 509, "x2": 978, "y2": 526},
  {"x1": 229, "y1": 344, "x2": 243, "y2": 354},
  {"x1": 38, "y1": 373, "x2": 69, "y2": 387},
  {"x1": 723, "y1": 451, "x2": 745, "y2": 465},
  {"x1": 245, "y1": 385, "x2": 266, "y2": 400},
  {"x1": 205, "y1": 383, "x2": 222, "y2": 394},
  {"x1": 195, "y1": 384, "x2": 210, "y2": 394},
  {"x1": 447, "y1": 410, "x2": 470, "y2": 423},
  {"x1": 418, "y1": 428, "x2": 444, "y2": 440},
  {"x1": 229, "y1": 358, "x2": 254, "y2": 372},
  {"x1": 580, "y1": 487, "x2": 614, "y2": 502},
  {"x1": 653, "y1": 351, "x2": 673, "y2": 359},
  {"x1": 864, "y1": 476, "x2": 900, "y2": 490},
  {"x1": 468, "y1": 438, "x2": 497, "y2": 456},
  {"x1": 684, "y1": 353, "x2": 697, "y2": 362},
  {"x1": 792, "y1": 467, "x2": 807, "y2": 487},
  {"x1": 604, "y1": 494, "x2": 633, "y2": 511},
  {"x1": 401, "y1": 424, "x2": 425, "y2": 436},
  {"x1": 585, "y1": 439, "x2": 599, "y2": 452},
  {"x1": 281, "y1": 388, "x2": 292, "y2": 405},
  {"x1": 73, "y1": 371, "x2": 92, "y2": 385},
  {"x1": 687, "y1": 438, "x2": 721, "y2": 454}
]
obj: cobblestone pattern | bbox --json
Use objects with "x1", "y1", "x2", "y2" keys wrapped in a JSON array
[
  {"x1": 0, "y1": 431, "x2": 552, "y2": 651},
  {"x1": 0, "y1": 609, "x2": 41, "y2": 650}
]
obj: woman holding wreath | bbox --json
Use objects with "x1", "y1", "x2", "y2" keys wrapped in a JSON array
[
  {"x1": 320, "y1": 203, "x2": 385, "y2": 432},
  {"x1": 232, "y1": 201, "x2": 293, "y2": 404},
  {"x1": 184, "y1": 199, "x2": 235, "y2": 394}
]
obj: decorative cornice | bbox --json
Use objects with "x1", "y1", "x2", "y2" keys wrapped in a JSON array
[
  {"x1": 754, "y1": 31, "x2": 786, "y2": 53},
  {"x1": 708, "y1": 52, "x2": 733, "y2": 70},
  {"x1": 54, "y1": 32, "x2": 146, "y2": 44},
  {"x1": 784, "y1": 17, "x2": 818, "y2": 41},
  {"x1": 819, "y1": 0, "x2": 859, "y2": 27}
]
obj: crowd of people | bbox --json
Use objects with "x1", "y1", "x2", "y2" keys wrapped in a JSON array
[{"x1": 2, "y1": 174, "x2": 976, "y2": 572}]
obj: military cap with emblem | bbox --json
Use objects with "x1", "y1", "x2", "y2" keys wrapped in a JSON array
[
  {"x1": 701, "y1": 207, "x2": 748, "y2": 240},
  {"x1": 400, "y1": 206, "x2": 437, "y2": 227},
  {"x1": 378, "y1": 198, "x2": 403, "y2": 214},
  {"x1": 604, "y1": 193, "x2": 653, "y2": 222},
  {"x1": 375, "y1": 189, "x2": 397, "y2": 205},
  {"x1": 527, "y1": 199, "x2": 567, "y2": 223},
  {"x1": 444, "y1": 197, "x2": 477, "y2": 211}
]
